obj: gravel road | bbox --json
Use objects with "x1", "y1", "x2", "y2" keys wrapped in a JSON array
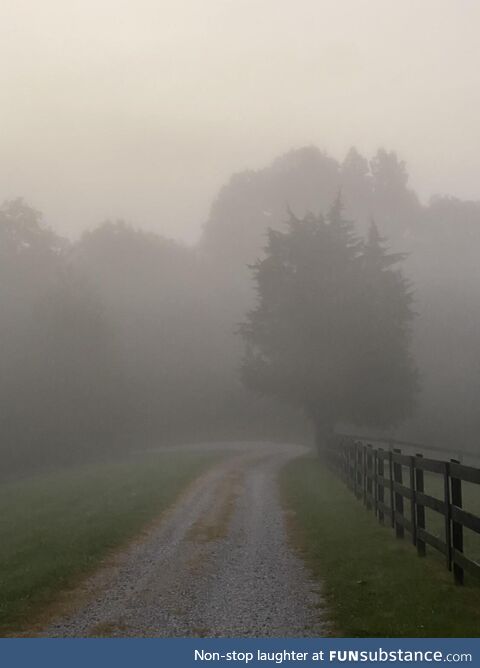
[{"x1": 43, "y1": 442, "x2": 329, "y2": 637}]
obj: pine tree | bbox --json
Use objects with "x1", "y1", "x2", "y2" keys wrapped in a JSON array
[
  {"x1": 352, "y1": 221, "x2": 418, "y2": 426},
  {"x1": 239, "y1": 203, "x2": 417, "y2": 451}
]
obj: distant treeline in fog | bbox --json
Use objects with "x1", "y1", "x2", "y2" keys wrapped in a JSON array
[{"x1": 2, "y1": 146, "x2": 480, "y2": 474}]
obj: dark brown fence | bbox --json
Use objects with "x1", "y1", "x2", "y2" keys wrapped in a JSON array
[{"x1": 326, "y1": 437, "x2": 480, "y2": 585}]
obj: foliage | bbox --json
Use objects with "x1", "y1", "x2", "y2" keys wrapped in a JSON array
[{"x1": 240, "y1": 198, "x2": 417, "y2": 437}]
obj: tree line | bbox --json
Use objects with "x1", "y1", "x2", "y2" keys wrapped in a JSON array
[
  {"x1": 0, "y1": 199, "x2": 304, "y2": 475},
  {"x1": 2, "y1": 144, "x2": 480, "y2": 474}
]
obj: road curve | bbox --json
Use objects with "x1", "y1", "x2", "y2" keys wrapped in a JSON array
[{"x1": 43, "y1": 442, "x2": 329, "y2": 637}]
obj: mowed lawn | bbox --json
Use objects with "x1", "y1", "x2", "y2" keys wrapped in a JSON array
[
  {"x1": 281, "y1": 456, "x2": 480, "y2": 637},
  {"x1": 0, "y1": 450, "x2": 218, "y2": 635}
]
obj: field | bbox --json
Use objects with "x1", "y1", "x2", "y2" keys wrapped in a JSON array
[
  {"x1": 0, "y1": 449, "x2": 218, "y2": 635},
  {"x1": 281, "y1": 456, "x2": 480, "y2": 637}
]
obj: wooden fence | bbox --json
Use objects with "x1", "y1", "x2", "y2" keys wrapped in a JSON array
[{"x1": 326, "y1": 437, "x2": 480, "y2": 585}]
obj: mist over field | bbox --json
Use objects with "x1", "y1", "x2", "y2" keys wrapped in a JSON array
[
  {"x1": 3, "y1": 140, "x2": 480, "y2": 475},
  {"x1": 2, "y1": 1, "x2": 480, "y2": 478}
]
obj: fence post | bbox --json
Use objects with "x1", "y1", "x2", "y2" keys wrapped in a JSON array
[
  {"x1": 346, "y1": 443, "x2": 350, "y2": 487},
  {"x1": 451, "y1": 459, "x2": 464, "y2": 585},
  {"x1": 444, "y1": 462, "x2": 452, "y2": 571},
  {"x1": 393, "y1": 448, "x2": 404, "y2": 539},
  {"x1": 363, "y1": 444, "x2": 367, "y2": 506},
  {"x1": 415, "y1": 454, "x2": 426, "y2": 557},
  {"x1": 353, "y1": 441, "x2": 357, "y2": 496},
  {"x1": 378, "y1": 449, "x2": 385, "y2": 524},
  {"x1": 352, "y1": 442, "x2": 356, "y2": 488},
  {"x1": 388, "y1": 450, "x2": 395, "y2": 528},
  {"x1": 366, "y1": 445, "x2": 373, "y2": 510},
  {"x1": 357, "y1": 442, "x2": 363, "y2": 500},
  {"x1": 409, "y1": 455, "x2": 416, "y2": 546},
  {"x1": 350, "y1": 442, "x2": 354, "y2": 489}
]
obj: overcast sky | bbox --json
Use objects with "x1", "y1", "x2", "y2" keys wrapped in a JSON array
[{"x1": 1, "y1": 0, "x2": 480, "y2": 242}]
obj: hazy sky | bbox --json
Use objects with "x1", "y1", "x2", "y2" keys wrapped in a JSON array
[{"x1": 2, "y1": 0, "x2": 480, "y2": 242}]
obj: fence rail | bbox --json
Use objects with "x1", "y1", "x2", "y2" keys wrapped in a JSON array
[
  {"x1": 336, "y1": 432, "x2": 480, "y2": 466},
  {"x1": 326, "y1": 436, "x2": 480, "y2": 585}
]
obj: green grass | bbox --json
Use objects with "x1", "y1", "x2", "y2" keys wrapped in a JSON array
[
  {"x1": 0, "y1": 450, "x2": 218, "y2": 635},
  {"x1": 281, "y1": 456, "x2": 480, "y2": 637}
]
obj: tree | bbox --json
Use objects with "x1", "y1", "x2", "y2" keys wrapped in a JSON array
[
  {"x1": 72, "y1": 220, "x2": 240, "y2": 441},
  {"x1": 239, "y1": 199, "x2": 417, "y2": 451},
  {"x1": 352, "y1": 221, "x2": 418, "y2": 427},
  {"x1": 369, "y1": 149, "x2": 420, "y2": 239},
  {"x1": 0, "y1": 198, "x2": 66, "y2": 324},
  {"x1": 0, "y1": 200, "x2": 124, "y2": 472},
  {"x1": 340, "y1": 147, "x2": 373, "y2": 230}
]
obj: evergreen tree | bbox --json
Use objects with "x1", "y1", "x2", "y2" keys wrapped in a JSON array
[
  {"x1": 352, "y1": 221, "x2": 418, "y2": 426},
  {"x1": 240, "y1": 202, "x2": 417, "y2": 451}
]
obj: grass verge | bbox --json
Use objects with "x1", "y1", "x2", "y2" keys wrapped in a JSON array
[
  {"x1": 0, "y1": 449, "x2": 218, "y2": 635},
  {"x1": 281, "y1": 455, "x2": 480, "y2": 637}
]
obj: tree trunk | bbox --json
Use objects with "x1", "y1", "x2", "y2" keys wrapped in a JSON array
[{"x1": 313, "y1": 414, "x2": 335, "y2": 455}]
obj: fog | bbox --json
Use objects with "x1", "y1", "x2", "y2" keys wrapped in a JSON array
[
  {"x1": 2, "y1": 0, "x2": 480, "y2": 240},
  {"x1": 2, "y1": 1, "x2": 480, "y2": 478}
]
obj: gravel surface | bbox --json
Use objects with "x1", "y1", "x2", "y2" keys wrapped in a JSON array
[{"x1": 43, "y1": 442, "x2": 329, "y2": 637}]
